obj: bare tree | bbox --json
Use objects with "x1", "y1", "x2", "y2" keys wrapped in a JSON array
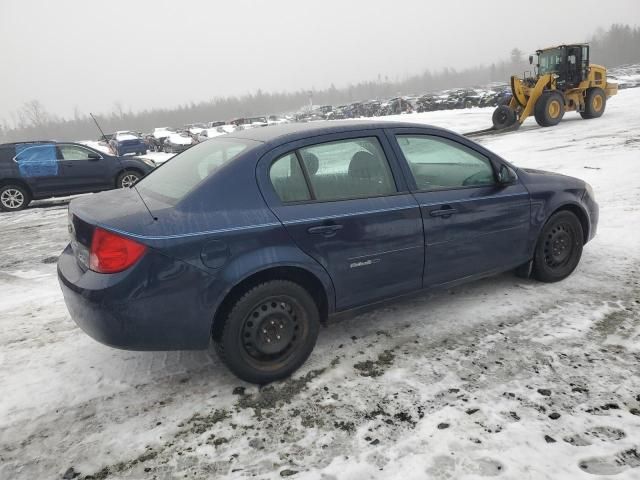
[{"x1": 19, "y1": 100, "x2": 49, "y2": 127}]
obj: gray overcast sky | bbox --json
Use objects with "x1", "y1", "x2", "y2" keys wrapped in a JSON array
[{"x1": 1, "y1": 0, "x2": 639, "y2": 120}]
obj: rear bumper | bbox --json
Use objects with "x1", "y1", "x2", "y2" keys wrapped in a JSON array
[{"x1": 57, "y1": 244, "x2": 215, "y2": 350}]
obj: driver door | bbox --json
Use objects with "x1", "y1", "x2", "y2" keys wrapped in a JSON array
[
  {"x1": 387, "y1": 129, "x2": 531, "y2": 287},
  {"x1": 57, "y1": 144, "x2": 110, "y2": 193}
]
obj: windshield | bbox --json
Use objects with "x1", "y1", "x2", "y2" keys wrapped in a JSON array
[
  {"x1": 136, "y1": 137, "x2": 253, "y2": 203},
  {"x1": 538, "y1": 48, "x2": 563, "y2": 75}
]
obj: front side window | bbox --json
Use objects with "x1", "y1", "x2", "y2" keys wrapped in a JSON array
[
  {"x1": 298, "y1": 137, "x2": 395, "y2": 201},
  {"x1": 137, "y1": 137, "x2": 252, "y2": 202},
  {"x1": 538, "y1": 48, "x2": 563, "y2": 75},
  {"x1": 59, "y1": 145, "x2": 95, "y2": 160},
  {"x1": 396, "y1": 135, "x2": 495, "y2": 190}
]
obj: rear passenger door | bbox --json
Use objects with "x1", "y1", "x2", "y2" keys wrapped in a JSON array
[
  {"x1": 13, "y1": 144, "x2": 66, "y2": 195},
  {"x1": 387, "y1": 129, "x2": 531, "y2": 287},
  {"x1": 258, "y1": 131, "x2": 424, "y2": 311}
]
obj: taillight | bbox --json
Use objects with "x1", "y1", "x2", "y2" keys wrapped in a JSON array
[{"x1": 89, "y1": 227, "x2": 147, "y2": 273}]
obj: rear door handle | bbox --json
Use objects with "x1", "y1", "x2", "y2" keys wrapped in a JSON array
[
  {"x1": 429, "y1": 207, "x2": 457, "y2": 218},
  {"x1": 307, "y1": 224, "x2": 343, "y2": 236}
]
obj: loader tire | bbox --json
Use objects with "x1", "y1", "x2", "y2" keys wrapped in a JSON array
[
  {"x1": 534, "y1": 91, "x2": 565, "y2": 127},
  {"x1": 492, "y1": 105, "x2": 517, "y2": 129},
  {"x1": 580, "y1": 87, "x2": 606, "y2": 119}
]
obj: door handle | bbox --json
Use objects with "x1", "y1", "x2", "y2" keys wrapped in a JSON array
[
  {"x1": 307, "y1": 224, "x2": 343, "y2": 236},
  {"x1": 429, "y1": 207, "x2": 457, "y2": 218}
]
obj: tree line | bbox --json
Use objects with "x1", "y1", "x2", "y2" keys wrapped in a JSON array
[{"x1": 1, "y1": 23, "x2": 638, "y2": 143}]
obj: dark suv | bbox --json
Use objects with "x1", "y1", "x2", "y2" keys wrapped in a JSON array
[{"x1": 0, "y1": 141, "x2": 155, "y2": 211}]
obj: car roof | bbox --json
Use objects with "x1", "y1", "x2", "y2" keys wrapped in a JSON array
[{"x1": 225, "y1": 120, "x2": 445, "y2": 145}]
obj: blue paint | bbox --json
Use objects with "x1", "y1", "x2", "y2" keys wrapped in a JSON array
[{"x1": 15, "y1": 143, "x2": 58, "y2": 177}]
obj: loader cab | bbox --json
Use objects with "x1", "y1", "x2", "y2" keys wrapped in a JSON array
[{"x1": 537, "y1": 44, "x2": 590, "y2": 90}]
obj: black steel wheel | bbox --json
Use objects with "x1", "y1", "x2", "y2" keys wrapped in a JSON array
[
  {"x1": 214, "y1": 280, "x2": 320, "y2": 384},
  {"x1": 532, "y1": 211, "x2": 583, "y2": 282}
]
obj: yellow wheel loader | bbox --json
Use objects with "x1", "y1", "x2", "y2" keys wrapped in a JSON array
[{"x1": 469, "y1": 44, "x2": 617, "y2": 136}]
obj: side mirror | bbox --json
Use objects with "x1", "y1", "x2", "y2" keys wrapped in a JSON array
[
  {"x1": 87, "y1": 152, "x2": 101, "y2": 160},
  {"x1": 498, "y1": 164, "x2": 517, "y2": 185},
  {"x1": 529, "y1": 55, "x2": 533, "y2": 65}
]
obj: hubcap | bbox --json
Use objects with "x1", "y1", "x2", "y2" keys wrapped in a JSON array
[
  {"x1": 121, "y1": 174, "x2": 139, "y2": 188},
  {"x1": 1, "y1": 188, "x2": 24, "y2": 209},
  {"x1": 592, "y1": 95, "x2": 603, "y2": 112},
  {"x1": 242, "y1": 298, "x2": 299, "y2": 358},
  {"x1": 548, "y1": 100, "x2": 561, "y2": 119},
  {"x1": 544, "y1": 223, "x2": 574, "y2": 268}
]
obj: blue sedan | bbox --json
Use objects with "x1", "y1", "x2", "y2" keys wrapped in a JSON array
[{"x1": 58, "y1": 121, "x2": 598, "y2": 383}]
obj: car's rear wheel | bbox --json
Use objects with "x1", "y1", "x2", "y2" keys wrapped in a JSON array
[
  {"x1": 117, "y1": 170, "x2": 141, "y2": 188},
  {"x1": 0, "y1": 184, "x2": 31, "y2": 212},
  {"x1": 214, "y1": 280, "x2": 320, "y2": 384},
  {"x1": 532, "y1": 211, "x2": 583, "y2": 282}
]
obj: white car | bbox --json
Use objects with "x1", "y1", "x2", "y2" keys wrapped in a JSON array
[
  {"x1": 163, "y1": 132, "x2": 194, "y2": 153},
  {"x1": 197, "y1": 125, "x2": 237, "y2": 142}
]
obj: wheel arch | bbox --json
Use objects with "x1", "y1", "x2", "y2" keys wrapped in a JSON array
[
  {"x1": 0, "y1": 178, "x2": 33, "y2": 196},
  {"x1": 548, "y1": 203, "x2": 590, "y2": 245},
  {"x1": 211, "y1": 264, "x2": 333, "y2": 341}
]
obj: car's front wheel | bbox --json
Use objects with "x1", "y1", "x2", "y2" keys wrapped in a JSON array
[
  {"x1": 117, "y1": 170, "x2": 141, "y2": 188},
  {"x1": 0, "y1": 184, "x2": 31, "y2": 212},
  {"x1": 214, "y1": 280, "x2": 320, "y2": 384},
  {"x1": 532, "y1": 210, "x2": 584, "y2": 282}
]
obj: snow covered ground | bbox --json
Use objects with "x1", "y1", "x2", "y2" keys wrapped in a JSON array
[{"x1": 1, "y1": 89, "x2": 640, "y2": 480}]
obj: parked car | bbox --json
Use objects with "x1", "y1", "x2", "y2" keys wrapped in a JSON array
[
  {"x1": 184, "y1": 123, "x2": 207, "y2": 136},
  {"x1": 197, "y1": 126, "x2": 233, "y2": 142},
  {"x1": 145, "y1": 127, "x2": 174, "y2": 152},
  {"x1": 109, "y1": 131, "x2": 148, "y2": 156},
  {"x1": 58, "y1": 121, "x2": 598, "y2": 384},
  {"x1": 0, "y1": 141, "x2": 155, "y2": 211},
  {"x1": 163, "y1": 132, "x2": 194, "y2": 153}
]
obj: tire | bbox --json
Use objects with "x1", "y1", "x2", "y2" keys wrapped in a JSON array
[
  {"x1": 534, "y1": 91, "x2": 565, "y2": 127},
  {"x1": 492, "y1": 105, "x2": 517, "y2": 129},
  {"x1": 0, "y1": 184, "x2": 31, "y2": 212},
  {"x1": 532, "y1": 211, "x2": 583, "y2": 283},
  {"x1": 214, "y1": 280, "x2": 320, "y2": 384},
  {"x1": 580, "y1": 87, "x2": 606, "y2": 119},
  {"x1": 117, "y1": 170, "x2": 141, "y2": 188}
]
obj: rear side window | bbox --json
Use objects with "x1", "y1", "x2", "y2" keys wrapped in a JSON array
[
  {"x1": 396, "y1": 135, "x2": 495, "y2": 190},
  {"x1": 136, "y1": 137, "x2": 252, "y2": 202},
  {"x1": 14, "y1": 144, "x2": 59, "y2": 177},
  {"x1": 269, "y1": 153, "x2": 311, "y2": 202},
  {"x1": 299, "y1": 137, "x2": 396, "y2": 201}
]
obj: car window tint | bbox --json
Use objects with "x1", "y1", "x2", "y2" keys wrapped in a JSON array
[
  {"x1": 136, "y1": 137, "x2": 251, "y2": 203},
  {"x1": 298, "y1": 137, "x2": 395, "y2": 201},
  {"x1": 269, "y1": 153, "x2": 311, "y2": 202},
  {"x1": 396, "y1": 135, "x2": 495, "y2": 190},
  {"x1": 60, "y1": 145, "x2": 93, "y2": 160}
]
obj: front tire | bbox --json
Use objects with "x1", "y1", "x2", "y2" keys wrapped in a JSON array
[
  {"x1": 532, "y1": 211, "x2": 583, "y2": 282},
  {"x1": 580, "y1": 87, "x2": 606, "y2": 119},
  {"x1": 117, "y1": 170, "x2": 141, "y2": 188},
  {"x1": 0, "y1": 184, "x2": 31, "y2": 211},
  {"x1": 214, "y1": 280, "x2": 320, "y2": 384},
  {"x1": 534, "y1": 91, "x2": 565, "y2": 127}
]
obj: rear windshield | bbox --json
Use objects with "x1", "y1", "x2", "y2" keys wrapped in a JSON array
[{"x1": 136, "y1": 137, "x2": 253, "y2": 203}]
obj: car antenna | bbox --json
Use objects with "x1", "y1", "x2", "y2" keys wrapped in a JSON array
[{"x1": 89, "y1": 112, "x2": 157, "y2": 221}]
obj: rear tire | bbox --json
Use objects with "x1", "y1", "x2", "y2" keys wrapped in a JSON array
[
  {"x1": 534, "y1": 91, "x2": 565, "y2": 127},
  {"x1": 532, "y1": 211, "x2": 583, "y2": 282},
  {"x1": 580, "y1": 87, "x2": 606, "y2": 119},
  {"x1": 492, "y1": 105, "x2": 517, "y2": 129},
  {"x1": 214, "y1": 280, "x2": 320, "y2": 384},
  {"x1": 0, "y1": 184, "x2": 31, "y2": 211}
]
